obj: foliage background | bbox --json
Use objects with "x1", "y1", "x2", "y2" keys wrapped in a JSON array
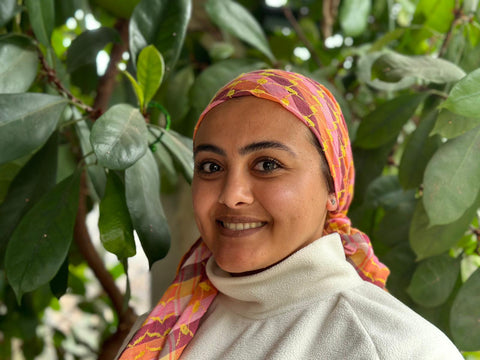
[{"x1": 1, "y1": 0, "x2": 480, "y2": 358}]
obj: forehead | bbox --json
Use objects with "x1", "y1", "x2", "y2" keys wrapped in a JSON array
[{"x1": 195, "y1": 96, "x2": 313, "y2": 147}]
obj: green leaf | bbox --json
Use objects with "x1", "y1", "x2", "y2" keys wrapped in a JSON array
[
  {"x1": 0, "y1": 35, "x2": 38, "y2": 94},
  {"x1": 363, "y1": 175, "x2": 402, "y2": 208},
  {"x1": 137, "y1": 45, "x2": 165, "y2": 109},
  {"x1": 209, "y1": 42, "x2": 235, "y2": 61},
  {"x1": 355, "y1": 94, "x2": 425, "y2": 149},
  {"x1": 25, "y1": 0, "x2": 55, "y2": 47},
  {"x1": 122, "y1": 70, "x2": 145, "y2": 109},
  {"x1": 399, "y1": 111, "x2": 442, "y2": 189},
  {"x1": 190, "y1": 59, "x2": 267, "y2": 122},
  {"x1": 152, "y1": 141, "x2": 178, "y2": 190},
  {"x1": 374, "y1": 190, "x2": 416, "y2": 247},
  {"x1": 129, "y1": 0, "x2": 191, "y2": 73},
  {"x1": 0, "y1": 93, "x2": 68, "y2": 165},
  {"x1": 339, "y1": 0, "x2": 371, "y2": 37},
  {"x1": 423, "y1": 125, "x2": 480, "y2": 225},
  {"x1": 205, "y1": 0, "x2": 275, "y2": 62},
  {"x1": 351, "y1": 139, "x2": 396, "y2": 207},
  {"x1": 149, "y1": 130, "x2": 177, "y2": 183},
  {"x1": 409, "y1": 197, "x2": 478, "y2": 260},
  {"x1": 74, "y1": 115, "x2": 107, "y2": 199},
  {"x1": 125, "y1": 150, "x2": 170, "y2": 267},
  {"x1": 371, "y1": 52, "x2": 465, "y2": 84},
  {"x1": 90, "y1": 104, "x2": 148, "y2": 170},
  {"x1": 50, "y1": 258, "x2": 69, "y2": 299},
  {"x1": 158, "y1": 129, "x2": 193, "y2": 183},
  {"x1": 440, "y1": 68, "x2": 480, "y2": 118},
  {"x1": 92, "y1": 0, "x2": 141, "y2": 18},
  {"x1": 0, "y1": 157, "x2": 29, "y2": 203},
  {"x1": 5, "y1": 172, "x2": 81, "y2": 302},
  {"x1": 66, "y1": 27, "x2": 119, "y2": 73},
  {"x1": 357, "y1": 51, "x2": 416, "y2": 91},
  {"x1": 99, "y1": 172, "x2": 136, "y2": 259},
  {"x1": 0, "y1": 134, "x2": 57, "y2": 269},
  {"x1": 157, "y1": 65, "x2": 194, "y2": 125},
  {"x1": 370, "y1": 28, "x2": 406, "y2": 52},
  {"x1": 0, "y1": 0, "x2": 21, "y2": 27},
  {"x1": 381, "y1": 243, "x2": 417, "y2": 304},
  {"x1": 431, "y1": 110, "x2": 480, "y2": 139},
  {"x1": 450, "y1": 268, "x2": 480, "y2": 350},
  {"x1": 407, "y1": 254, "x2": 460, "y2": 307},
  {"x1": 415, "y1": 0, "x2": 455, "y2": 34}
]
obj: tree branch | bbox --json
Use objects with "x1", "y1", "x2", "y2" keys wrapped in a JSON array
[
  {"x1": 38, "y1": 50, "x2": 96, "y2": 115},
  {"x1": 75, "y1": 170, "x2": 138, "y2": 359},
  {"x1": 282, "y1": 7, "x2": 323, "y2": 69},
  {"x1": 438, "y1": 1, "x2": 469, "y2": 58},
  {"x1": 74, "y1": 171, "x2": 130, "y2": 317},
  {"x1": 92, "y1": 18, "x2": 130, "y2": 114},
  {"x1": 321, "y1": 0, "x2": 340, "y2": 39}
]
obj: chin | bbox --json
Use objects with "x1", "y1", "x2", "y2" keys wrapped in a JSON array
[
  {"x1": 215, "y1": 255, "x2": 263, "y2": 275},
  {"x1": 215, "y1": 255, "x2": 277, "y2": 277}
]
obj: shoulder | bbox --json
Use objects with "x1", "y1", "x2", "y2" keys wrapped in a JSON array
[{"x1": 332, "y1": 283, "x2": 464, "y2": 360}]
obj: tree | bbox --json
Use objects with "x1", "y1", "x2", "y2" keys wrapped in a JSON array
[{"x1": 0, "y1": 0, "x2": 479, "y2": 358}]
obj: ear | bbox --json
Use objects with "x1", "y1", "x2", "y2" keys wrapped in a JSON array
[{"x1": 326, "y1": 195, "x2": 338, "y2": 212}]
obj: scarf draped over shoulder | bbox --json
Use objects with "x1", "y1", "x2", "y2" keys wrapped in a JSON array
[{"x1": 118, "y1": 69, "x2": 390, "y2": 360}]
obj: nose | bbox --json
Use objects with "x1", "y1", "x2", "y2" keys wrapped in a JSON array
[{"x1": 218, "y1": 169, "x2": 254, "y2": 208}]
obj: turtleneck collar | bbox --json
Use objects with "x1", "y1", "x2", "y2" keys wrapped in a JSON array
[{"x1": 205, "y1": 233, "x2": 363, "y2": 319}]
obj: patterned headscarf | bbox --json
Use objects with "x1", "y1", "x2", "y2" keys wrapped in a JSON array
[{"x1": 118, "y1": 69, "x2": 390, "y2": 360}]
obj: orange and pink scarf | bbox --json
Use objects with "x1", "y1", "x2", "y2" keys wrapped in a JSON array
[{"x1": 118, "y1": 69, "x2": 390, "y2": 360}]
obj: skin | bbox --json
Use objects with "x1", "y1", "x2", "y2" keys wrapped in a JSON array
[{"x1": 192, "y1": 96, "x2": 337, "y2": 275}]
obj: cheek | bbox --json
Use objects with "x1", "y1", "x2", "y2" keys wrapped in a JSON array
[
  {"x1": 262, "y1": 175, "x2": 327, "y2": 223},
  {"x1": 191, "y1": 181, "x2": 212, "y2": 229},
  {"x1": 260, "y1": 183, "x2": 307, "y2": 221}
]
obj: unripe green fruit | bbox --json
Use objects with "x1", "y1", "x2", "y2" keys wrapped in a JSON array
[{"x1": 92, "y1": 0, "x2": 141, "y2": 18}]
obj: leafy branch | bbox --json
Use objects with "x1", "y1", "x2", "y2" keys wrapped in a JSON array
[{"x1": 37, "y1": 49, "x2": 96, "y2": 116}]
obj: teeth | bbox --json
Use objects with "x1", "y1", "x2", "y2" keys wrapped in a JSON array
[{"x1": 222, "y1": 222, "x2": 263, "y2": 231}]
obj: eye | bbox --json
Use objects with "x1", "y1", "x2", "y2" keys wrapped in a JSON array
[
  {"x1": 253, "y1": 158, "x2": 281, "y2": 172},
  {"x1": 196, "y1": 161, "x2": 222, "y2": 174}
]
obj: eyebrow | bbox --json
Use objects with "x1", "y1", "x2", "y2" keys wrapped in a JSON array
[
  {"x1": 194, "y1": 141, "x2": 296, "y2": 157},
  {"x1": 194, "y1": 144, "x2": 226, "y2": 157},
  {"x1": 239, "y1": 141, "x2": 296, "y2": 156}
]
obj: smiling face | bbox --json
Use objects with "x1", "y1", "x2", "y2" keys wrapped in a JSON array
[{"x1": 192, "y1": 96, "x2": 337, "y2": 275}]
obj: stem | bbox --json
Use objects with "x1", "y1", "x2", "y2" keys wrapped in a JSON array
[
  {"x1": 75, "y1": 170, "x2": 138, "y2": 359},
  {"x1": 59, "y1": 113, "x2": 88, "y2": 128},
  {"x1": 438, "y1": 0, "x2": 466, "y2": 58},
  {"x1": 92, "y1": 18, "x2": 129, "y2": 114},
  {"x1": 74, "y1": 171, "x2": 129, "y2": 317},
  {"x1": 38, "y1": 50, "x2": 96, "y2": 115},
  {"x1": 282, "y1": 7, "x2": 323, "y2": 68},
  {"x1": 387, "y1": 0, "x2": 394, "y2": 32},
  {"x1": 426, "y1": 88, "x2": 449, "y2": 99},
  {"x1": 321, "y1": 0, "x2": 340, "y2": 39}
]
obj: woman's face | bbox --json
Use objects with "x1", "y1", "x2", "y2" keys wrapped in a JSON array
[{"x1": 192, "y1": 96, "x2": 336, "y2": 275}]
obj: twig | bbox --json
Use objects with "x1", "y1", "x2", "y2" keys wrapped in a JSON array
[
  {"x1": 74, "y1": 171, "x2": 130, "y2": 317},
  {"x1": 74, "y1": 170, "x2": 138, "y2": 359},
  {"x1": 282, "y1": 6, "x2": 323, "y2": 69},
  {"x1": 321, "y1": 0, "x2": 340, "y2": 39},
  {"x1": 92, "y1": 18, "x2": 129, "y2": 114},
  {"x1": 438, "y1": 0, "x2": 469, "y2": 57},
  {"x1": 38, "y1": 50, "x2": 96, "y2": 115}
]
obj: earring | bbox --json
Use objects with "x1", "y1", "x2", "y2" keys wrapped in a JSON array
[{"x1": 330, "y1": 198, "x2": 336, "y2": 205}]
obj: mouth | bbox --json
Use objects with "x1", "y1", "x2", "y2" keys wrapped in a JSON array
[
  {"x1": 215, "y1": 218, "x2": 267, "y2": 236},
  {"x1": 220, "y1": 221, "x2": 265, "y2": 231}
]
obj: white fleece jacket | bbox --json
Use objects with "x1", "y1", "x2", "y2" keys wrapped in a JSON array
[{"x1": 181, "y1": 233, "x2": 463, "y2": 360}]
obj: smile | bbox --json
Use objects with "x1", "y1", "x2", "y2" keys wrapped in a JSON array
[{"x1": 221, "y1": 221, "x2": 265, "y2": 231}]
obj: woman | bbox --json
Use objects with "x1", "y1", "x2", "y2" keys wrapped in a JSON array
[{"x1": 117, "y1": 70, "x2": 463, "y2": 359}]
